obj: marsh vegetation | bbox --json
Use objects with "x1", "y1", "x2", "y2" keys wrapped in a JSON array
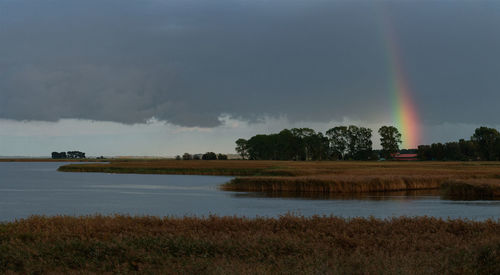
[
  {"x1": 1, "y1": 215, "x2": 499, "y2": 274},
  {"x1": 59, "y1": 160, "x2": 500, "y2": 199}
]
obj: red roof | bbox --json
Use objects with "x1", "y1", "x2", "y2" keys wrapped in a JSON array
[{"x1": 395, "y1": 154, "x2": 418, "y2": 158}]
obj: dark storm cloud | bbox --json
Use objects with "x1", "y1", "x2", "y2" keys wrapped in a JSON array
[{"x1": 1, "y1": 0, "x2": 499, "y2": 127}]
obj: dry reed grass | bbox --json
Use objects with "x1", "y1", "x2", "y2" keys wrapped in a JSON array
[
  {"x1": 442, "y1": 179, "x2": 500, "y2": 199},
  {"x1": 1, "y1": 215, "x2": 499, "y2": 274},
  {"x1": 58, "y1": 160, "x2": 500, "y2": 194},
  {"x1": 222, "y1": 174, "x2": 450, "y2": 193}
]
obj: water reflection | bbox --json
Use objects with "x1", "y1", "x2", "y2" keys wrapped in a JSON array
[
  {"x1": 1, "y1": 162, "x2": 499, "y2": 221},
  {"x1": 231, "y1": 189, "x2": 442, "y2": 201},
  {"x1": 232, "y1": 189, "x2": 500, "y2": 202}
]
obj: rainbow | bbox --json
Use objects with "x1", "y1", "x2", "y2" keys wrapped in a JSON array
[{"x1": 380, "y1": 8, "x2": 421, "y2": 149}]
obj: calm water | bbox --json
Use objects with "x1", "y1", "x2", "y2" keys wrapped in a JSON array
[{"x1": 1, "y1": 162, "x2": 499, "y2": 221}]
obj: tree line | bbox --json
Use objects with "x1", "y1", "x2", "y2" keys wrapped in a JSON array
[
  {"x1": 235, "y1": 126, "x2": 500, "y2": 161},
  {"x1": 418, "y1": 127, "x2": 500, "y2": 161},
  {"x1": 235, "y1": 126, "x2": 402, "y2": 161},
  {"x1": 51, "y1": 151, "x2": 86, "y2": 159},
  {"x1": 176, "y1": 152, "x2": 228, "y2": 160}
]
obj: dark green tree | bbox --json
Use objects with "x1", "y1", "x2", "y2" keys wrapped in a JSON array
[
  {"x1": 304, "y1": 132, "x2": 330, "y2": 161},
  {"x1": 430, "y1": 143, "x2": 446, "y2": 160},
  {"x1": 444, "y1": 142, "x2": 463, "y2": 161},
  {"x1": 350, "y1": 126, "x2": 373, "y2": 160},
  {"x1": 51, "y1": 152, "x2": 67, "y2": 159},
  {"x1": 291, "y1": 128, "x2": 316, "y2": 161},
  {"x1": 378, "y1": 126, "x2": 402, "y2": 159},
  {"x1": 471, "y1": 127, "x2": 500, "y2": 161},
  {"x1": 202, "y1": 152, "x2": 217, "y2": 160},
  {"x1": 417, "y1": 145, "x2": 432, "y2": 160},
  {"x1": 326, "y1": 126, "x2": 372, "y2": 160},
  {"x1": 326, "y1": 126, "x2": 349, "y2": 160},
  {"x1": 235, "y1": 138, "x2": 249, "y2": 159},
  {"x1": 459, "y1": 139, "x2": 478, "y2": 161},
  {"x1": 247, "y1": 135, "x2": 274, "y2": 160},
  {"x1": 276, "y1": 129, "x2": 301, "y2": 160},
  {"x1": 217, "y1": 153, "x2": 228, "y2": 160}
]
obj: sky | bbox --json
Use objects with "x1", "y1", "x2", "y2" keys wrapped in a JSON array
[{"x1": 1, "y1": 0, "x2": 500, "y2": 156}]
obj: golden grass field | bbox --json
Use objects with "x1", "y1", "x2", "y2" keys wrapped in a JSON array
[
  {"x1": 58, "y1": 160, "x2": 500, "y2": 197},
  {"x1": 1, "y1": 215, "x2": 499, "y2": 274}
]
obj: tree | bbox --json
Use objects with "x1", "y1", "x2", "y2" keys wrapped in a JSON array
[
  {"x1": 444, "y1": 142, "x2": 463, "y2": 161},
  {"x1": 417, "y1": 145, "x2": 432, "y2": 160},
  {"x1": 291, "y1": 128, "x2": 316, "y2": 161},
  {"x1": 51, "y1": 152, "x2": 67, "y2": 159},
  {"x1": 217, "y1": 153, "x2": 228, "y2": 160},
  {"x1": 246, "y1": 135, "x2": 271, "y2": 160},
  {"x1": 350, "y1": 126, "x2": 373, "y2": 160},
  {"x1": 378, "y1": 126, "x2": 402, "y2": 159},
  {"x1": 182, "y1": 153, "x2": 192, "y2": 160},
  {"x1": 235, "y1": 139, "x2": 249, "y2": 160},
  {"x1": 459, "y1": 139, "x2": 478, "y2": 161},
  {"x1": 430, "y1": 143, "x2": 445, "y2": 161},
  {"x1": 202, "y1": 152, "x2": 217, "y2": 160},
  {"x1": 471, "y1": 127, "x2": 500, "y2": 161},
  {"x1": 326, "y1": 126, "x2": 349, "y2": 160},
  {"x1": 305, "y1": 132, "x2": 330, "y2": 161},
  {"x1": 175, "y1": 155, "x2": 181, "y2": 160},
  {"x1": 67, "y1": 151, "x2": 85, "y2": 159},
  {"x1": 52, "y1": 151, "x2": 85, "y2": 159},
  {"x1": 326, "y1": 126, "x2": 372, "y2": 160},
  {"x1": 276, "y1": 129, "x2": 302, "y2": 160}
]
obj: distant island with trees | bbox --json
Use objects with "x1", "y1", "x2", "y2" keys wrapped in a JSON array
[
  {"x1": 175, "y1": 152, "x2": 228, "y2": 161},
  {"x1": 51, "y1": 151, "x2": 86, "y2": 159}
]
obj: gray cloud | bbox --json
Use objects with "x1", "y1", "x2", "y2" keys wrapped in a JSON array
[{"x1": 1, "y1": 0, "x2": 500, "y2": 127}]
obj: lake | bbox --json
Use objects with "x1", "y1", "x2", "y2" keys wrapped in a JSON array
[{"x1": 1, "y1": 162, "x2": 499, "y2": 221}]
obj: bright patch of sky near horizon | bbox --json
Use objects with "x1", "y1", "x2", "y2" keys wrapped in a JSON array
[
  {"x1": 0, "y1": 117, "x2": 495, "y2": 156},
  {"x1": 1, "y1": 0, "x2": 500, "y2": 155}
]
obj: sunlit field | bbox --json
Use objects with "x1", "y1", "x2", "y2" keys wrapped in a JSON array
[{"x1": 59, "y1": 160, "x2": 500, "y2": 198}]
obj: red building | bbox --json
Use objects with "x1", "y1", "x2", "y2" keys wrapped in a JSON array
[{"x1": 393, "y1": 153, "x2": 419, "y2": 161}]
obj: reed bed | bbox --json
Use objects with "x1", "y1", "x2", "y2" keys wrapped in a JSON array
[
  {"x1": 222, "y1": 174, "x2": 450, "y2": 193},
  {"x1": 0, "y1": 215, "x2": 499, "y2": 274},
  {"x1": 58, "y1": 160, "x2": 297, "y2": 176},
  {"x1": 232, "y1": 189, "x2": 443, "y2": 200},
  {"x1": 58, "y1": 160, "x2": 500, "y2": 194},
  {"x1": 441, "y1": 179, "x2": 500, "y2": 199}
]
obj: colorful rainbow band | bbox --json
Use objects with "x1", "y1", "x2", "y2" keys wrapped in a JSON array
[{"x1": 381, "y1": 8, "x2": 421, "y2": 149}]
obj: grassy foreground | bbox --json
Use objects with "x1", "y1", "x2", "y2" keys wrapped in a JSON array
[
  {"x1": 1, "y1": 215, "x2": 499, "y2": 274},
  {"x1": 59, "y1": 160, "x2": 500, "y2": 197}
]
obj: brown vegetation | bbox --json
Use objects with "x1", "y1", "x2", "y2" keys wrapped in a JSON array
[
  {"x1": 59, "y1": 160, "x2": 500, "y2": 196},
  {"x1": 1, "y1": 215, "x2": 499, "y2": 274},
  {"x1": 442, "y1": 179, "x2": 500, "y2": 199},
  {"x1": 222, "y1": 174, "x2": 449, "y2": 193}
]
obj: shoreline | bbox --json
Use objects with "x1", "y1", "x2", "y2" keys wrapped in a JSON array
[{"x1": 0, "y1": 158, "x2": 107, "y2": 162}]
